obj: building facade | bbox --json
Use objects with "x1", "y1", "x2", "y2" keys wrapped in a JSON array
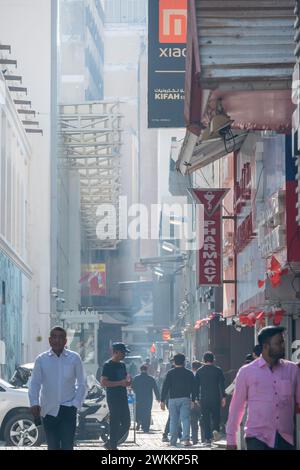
[{"x1": 0, "y1": 0, "x2": 58, "y2": 372}]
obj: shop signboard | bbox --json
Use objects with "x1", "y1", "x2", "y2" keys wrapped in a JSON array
[{"x1": 148, "y1": 0, "x2": 187, "y2": 128}]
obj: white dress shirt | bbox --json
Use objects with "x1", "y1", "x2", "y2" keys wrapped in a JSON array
[{"x1": 29, "y1": 348, "x2": 87, "y2": 417}]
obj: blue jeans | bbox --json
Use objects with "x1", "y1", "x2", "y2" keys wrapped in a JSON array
[{"x1": 168, "y1": 398, "x2": 191, "y2": 446}]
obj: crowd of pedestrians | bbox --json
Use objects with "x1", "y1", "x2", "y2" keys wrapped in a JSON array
[{"x1": 28, "y1": 325, "x2": 300, "y2": 451}]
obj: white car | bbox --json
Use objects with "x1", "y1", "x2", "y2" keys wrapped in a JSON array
[{"x1": 0, "y1": 378, "x2": 44, "y2": 446}]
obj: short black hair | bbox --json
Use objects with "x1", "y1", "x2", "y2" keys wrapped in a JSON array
[
  {"x1": 253, "y1": 344, "x2": 262, "y2": 357},
  {"x1": 141, "y1": 364, "x2": 148, "y2": 372},
  {"x1": 203, "y1": 351, "x2": 214, "y2": 363},
  {"x1": 174, "y1": 353, "x2": 185, "y2": 366},
  {"x1": 50, "y1": 326, "x2": 67, "y2": 338},
  {"x1": 192, "y1": 360, "x2": 202, "y2": 371},
  {"x1": 257, "y1": 326, "x2": 285, "y2": 347}
]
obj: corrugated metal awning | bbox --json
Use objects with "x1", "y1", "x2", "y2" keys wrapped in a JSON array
[{"x1": 196, "y1": 0, "x2": 294, "y2": 90}]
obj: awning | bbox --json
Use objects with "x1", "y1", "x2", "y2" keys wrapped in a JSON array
[
  {"x1": 176, "y1": 129, "x2": 248, "y2": 174},
  {"x1": 101, "y1": 313, "x2": 129, "y2": 326}
]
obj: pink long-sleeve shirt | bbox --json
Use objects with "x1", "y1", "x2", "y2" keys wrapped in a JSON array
[{"x1": 226, "y1": 357, "x2": 300, "y2": 448}]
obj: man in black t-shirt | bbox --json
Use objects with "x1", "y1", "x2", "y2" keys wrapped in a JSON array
[
  {"x1": 161, "y1": 353, "x2": 196, "y2": 447},
  {"x1": 101, "y1": 342, "x2": 131, "y2": 450}
]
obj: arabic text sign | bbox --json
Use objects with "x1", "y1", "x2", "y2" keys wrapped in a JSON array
[{"x1": 148, "y1": 0, "x2": 187, "y2": 128}]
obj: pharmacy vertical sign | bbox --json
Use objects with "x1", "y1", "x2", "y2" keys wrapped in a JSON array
[
  {"x1": 148, "y1": 0, "x2": 187, "y2": 128},
  {"x1": 189, "y1": 189, "x2": 229, "y2": 286}
]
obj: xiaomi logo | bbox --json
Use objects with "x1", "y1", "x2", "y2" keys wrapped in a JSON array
[{"x1": 159, "y1": 0, "x2": 187, "y2": 44}]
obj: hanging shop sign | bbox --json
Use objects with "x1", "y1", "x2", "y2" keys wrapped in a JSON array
[
  {"x1": 257, "y1": 190, "x2": 286, "y2": 258},
  {"x1": 148, "y1": 0, "x2": 187, "y2": 128},
  {"x1": 234, "y1": 162, "x2": 252, "y2": 214},
  {"x1": 162, "y1": 329, "x2": 171, "y2": 340},
  {"x1": 189, "y1": 189, "x2": 229, "y2": 286}
]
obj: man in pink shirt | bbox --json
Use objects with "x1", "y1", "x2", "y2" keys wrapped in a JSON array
[{"x1": 226, "y1": 326, "x2": 300, "y2": 450}]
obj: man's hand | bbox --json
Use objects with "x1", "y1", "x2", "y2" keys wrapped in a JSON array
[
  {"x1": 125, "y1": 375, "x2": 132, "y2": 387},
  {"x1": 226, "y1": 445, "x2": 237, "y2": 450},
  {"x1": 30, "y1": 406, "x2": 41, "y2": 418},
  {"x1": 221, "y1": 397, "x2": 226, "y2": 408},
  {"x1": 160, "y1": 402, "x2": 166, "y2": 411}
]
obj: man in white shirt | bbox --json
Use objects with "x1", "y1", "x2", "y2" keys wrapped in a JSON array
[{"x1": 29, "y1": 326, "x2": 87, "y2": 450}]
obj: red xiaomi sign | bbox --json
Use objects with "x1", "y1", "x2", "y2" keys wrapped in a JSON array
[
  {"x1": 190, "y1": 189, "x2": 228, "y2": 286},
  {"x1": 159, "y1": 0, "x2": 187, "y2": 43}
]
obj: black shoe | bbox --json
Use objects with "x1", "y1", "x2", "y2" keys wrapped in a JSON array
[{"x1": 162, "y1": 436, "x2": 169, "y2": 442}]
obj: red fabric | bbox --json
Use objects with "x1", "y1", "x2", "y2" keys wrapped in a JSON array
[
  {"x1": 269, "y1": 272, "x2": 282, "y2": 288},
  {"x1": 270, "y1": 256, "x2": 281, "y2": 272},
  {"x1": 273, "y1": 309, "x2": 285, "y2": 326},
  {"x1": 258, "y1": 279, "x2": 266, "y2": 289}
]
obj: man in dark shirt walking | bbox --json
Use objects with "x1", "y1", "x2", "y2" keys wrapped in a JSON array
[
  {"x1": 161, "y1": 353, "x2": 195, "y2": 447},
  {"x1": 191, "y1": 360, "x2": 204, "y2": 445},
  {"x1": 195, "y1": 351, "x2": 226, "y2": 445},
  {"x1": 132, "y1": 364, "x2": 160, "y2": 432},
  {"x1": 101, "y1": 343, "x2": 131, "y2": 450}
]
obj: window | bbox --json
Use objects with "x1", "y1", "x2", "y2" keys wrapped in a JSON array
[
  {"x1": 104, "y1": 0, "x2": 146, "y2": 24},
  {"x1": 1, "y1": 281, "x2": 5, "y2": 305}
]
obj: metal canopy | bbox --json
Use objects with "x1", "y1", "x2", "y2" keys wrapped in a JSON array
[
  {"x1": 195, "y1": 0, "x2": 294, "y2": 89},
  {"x1": 59, "y1": 102, "x2": 123, "y2": 250}
]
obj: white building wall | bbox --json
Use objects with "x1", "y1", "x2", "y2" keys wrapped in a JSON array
[{"x1": 0, "y1": 0, "x2": 54, "y2": 360}]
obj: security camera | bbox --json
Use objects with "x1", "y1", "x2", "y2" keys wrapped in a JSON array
[{"x1": 51, "y1": 287, "x2": 64, "y2": 295}]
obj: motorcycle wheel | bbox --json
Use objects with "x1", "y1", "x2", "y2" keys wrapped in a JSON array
[{"x1": 99, "y1": 424, "x2": 129, "y2": 445}]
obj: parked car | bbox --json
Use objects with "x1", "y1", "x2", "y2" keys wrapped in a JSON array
[
  {"x1": 1, "y1": 364, "x2": 129, "y2": 447},
  {"x1": 0, "y1": 378, "x2": 45, "y2": 446}
]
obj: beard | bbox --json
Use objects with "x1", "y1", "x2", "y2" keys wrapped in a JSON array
[{"x1": 269, "y1": 348, "x2": 285, "y2": 360}]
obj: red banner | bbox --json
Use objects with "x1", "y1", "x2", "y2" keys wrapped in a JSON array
[{"x1": 190, "y1": 189, "x2": 228, "y2": 286}]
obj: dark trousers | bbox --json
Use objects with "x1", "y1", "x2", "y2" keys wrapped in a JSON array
[
  {"x1": 136, "y1": 403, "x2": 152, "y2": 432},
  {"x1": 42, "y1": 405, "x2": 77, "y2": 450},
  {"x1": 107, "y1": 397, "x2": 130, "y2": 449},
  {"x1": 191, "y1": 404, "x2": 204, "y2": 444},
  {"x1": 246, "y1": 433, "x2": 295, "y2": 450},
  {"x1": 201, "y1": 401, "x2": 220, "y2": 441}
]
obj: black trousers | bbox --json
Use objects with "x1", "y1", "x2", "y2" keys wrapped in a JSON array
[
  {"x1": 136, "y1": 402, "x2": 152, "y2": 432},
  {"x1": 246, "y1": 433, "x2": 295, "y2": 450},
  {"x1": 190, "y1": 404, "x2": 204, "y2": 444},
  {"x1": 42, "y1": 405, "x2": 77, "y2": 450},
  {"x1": 107, "y1": 396, "x2": 131, "y2": 449},
  {"x1": 201, "y1": 401, "x2": 220, "y2": 441}
]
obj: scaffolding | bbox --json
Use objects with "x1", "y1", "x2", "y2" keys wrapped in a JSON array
[{"x1": 59, "y1": 102, "x2": 123, "y2": 250}]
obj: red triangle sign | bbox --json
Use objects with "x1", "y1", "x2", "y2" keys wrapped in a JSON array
[{"x1": 189, "y1": 189, "x2": 229, "y2": 216}]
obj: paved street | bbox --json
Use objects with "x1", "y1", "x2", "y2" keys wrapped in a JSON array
[{"x1": 0, "y1": 404, "x2": 225, "y2": 451}]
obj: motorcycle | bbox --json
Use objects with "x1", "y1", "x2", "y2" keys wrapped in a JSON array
[
  {"x1": 9, "y1": 365, "x2": 129, "y2": 446},
  {"x1": 75, "y1": 375, "x2": 129, "y2": 445}
]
